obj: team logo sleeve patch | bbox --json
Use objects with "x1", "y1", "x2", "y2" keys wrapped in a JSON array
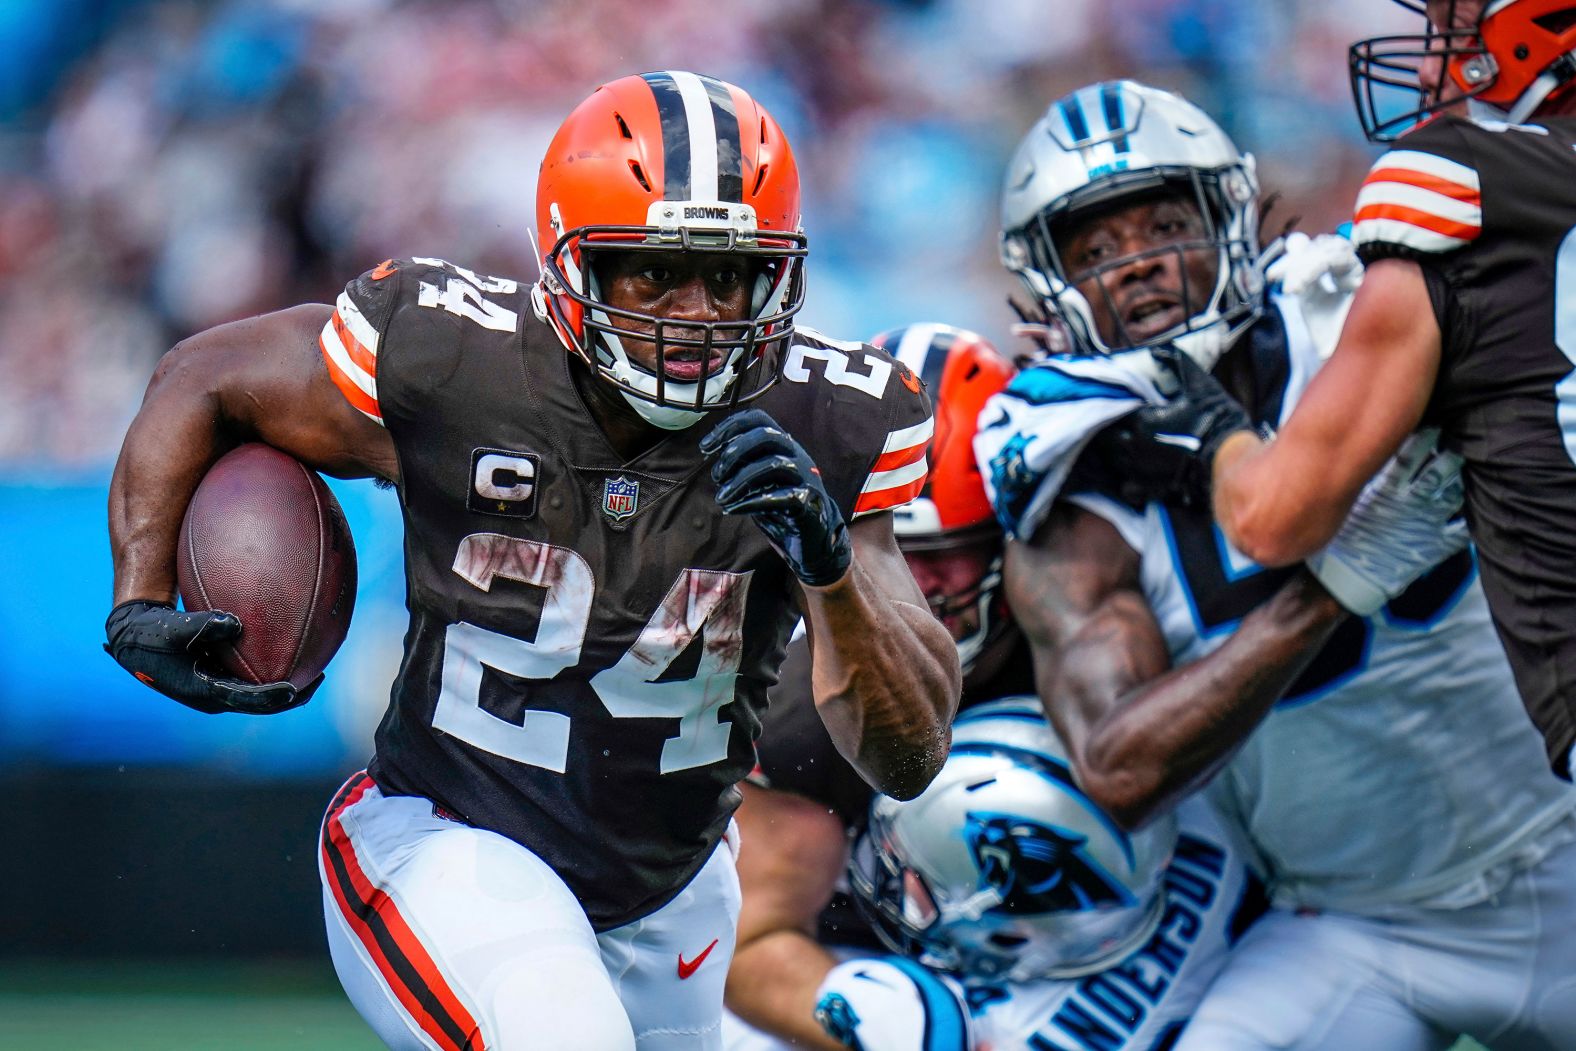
[
  {"x1": 320, "y1": 289, "x2": 384, "y2": 424},
  {"x1": 1353, "y1": 149, "x2": 1483, "y2": 254},
  {"x1": 853, "y1": 415, "x2": 933, "y2": 518}
]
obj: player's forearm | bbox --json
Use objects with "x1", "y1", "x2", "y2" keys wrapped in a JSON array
[
  {"x1": 1216, "y1": 269, "x2": 1439, "y2": 566},
  {"x1": 1076, "y1": 572, "x2": 1345, "y2": 828},
  {"x1": 110, "y1": 344, "x2": 235, "y2": 605},
  {"x1": 802, "y1": 566, "x2": 960, "y2": 800},
  {"x1": 1212, "y1": 432, "x2": 1351, "y2": 566},
  {"x1": 726, "y1": 930, "x2": 843, "y2": 1051}
]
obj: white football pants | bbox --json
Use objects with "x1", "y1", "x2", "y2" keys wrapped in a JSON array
[
  {"x1": 1176, "y1": 813, "x2": 1576, "y2": 1051},
  {"x1": 319, "y1": 772, "x2": 741, "y2": 1050}
]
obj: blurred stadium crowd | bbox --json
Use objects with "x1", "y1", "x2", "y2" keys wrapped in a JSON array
[{"x1": 1, "y1": 0, "x2": 1403, "y2": 471}]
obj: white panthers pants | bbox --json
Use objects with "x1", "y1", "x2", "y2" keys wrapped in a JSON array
[
  {"x1": 319, "y1": 772, "x2": 741, "y2": 1051},
  {"x1": 1176, "y1": 814, "x2": 1576, "y2": 1051}
]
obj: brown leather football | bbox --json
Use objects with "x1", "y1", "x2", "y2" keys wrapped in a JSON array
[{"x1": 176, "y1": 443, "x2": 357, "y2": 689}]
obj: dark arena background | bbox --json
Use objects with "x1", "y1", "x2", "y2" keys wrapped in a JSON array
[{"x1": 0, "y1": 0, "x2": 1491, "y2": 1047}]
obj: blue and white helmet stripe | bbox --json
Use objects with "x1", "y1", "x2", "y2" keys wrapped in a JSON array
[{"x1": 1049, "y1": 82, "x2": 1136, "y2": 156}]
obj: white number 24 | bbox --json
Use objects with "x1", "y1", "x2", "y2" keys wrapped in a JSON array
[{"x1": 431, "y1": 534, "x2": 751, "y2": 775}]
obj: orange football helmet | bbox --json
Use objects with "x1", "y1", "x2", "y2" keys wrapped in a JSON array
[
  {"x1": 535, "y1": 71, "x2": 808, "y2": 428},
  {"x1": 871, "y1": 324, "x2": 1016, "y2": 676},
  {"x1": 1352, "y1": 0, "x2": 1576, "y2": 140}
]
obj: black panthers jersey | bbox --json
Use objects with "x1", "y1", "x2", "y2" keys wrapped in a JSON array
[
  {"x1": 318, "y1": 257, "x2": 932, "y2": 929},
  {"x1": 1353, "y1": 115, "x2": 1576, "y2": 775}
]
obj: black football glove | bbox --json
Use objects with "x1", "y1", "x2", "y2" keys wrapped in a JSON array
[
  {"x1": 1096, "y1": 346, "x2": 1255, "y2": 507},
  {"x1": 104, "y1": 600, "x2": 318, "y2": 716},
  {"x1": 700, "y1": 409, "x2": 853, "y2": 588}
]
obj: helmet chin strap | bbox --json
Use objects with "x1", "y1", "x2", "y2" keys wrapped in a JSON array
[
  {"x1": 1465, "y1": 50, "x2": 1576, "y2": 127},
  {"x1": 1170, "y1": 317, "x2": 1231, "y2": 372},
  {"x1": 586, "y1": 317, "x2": 701, "y2": 430},
  {"x1": 619, "y1": 388, "x2": 708, "y2": 430},
  {"x1": 955, "y1": 562, "x2": 1006, "y2": 676},
  {"x1": 585, "y1": 272, "x2": 741, "y2": 430},
  {"x1": 599, "y1": 328, "x2": 743, "y2": 431},
  {"x1": 1165, "y1": 240, "x2": 1237, "y2": 371},
  {"x1": 1468, "y1": 95, "x2": 1517, "y2": 124},
  {"x1": 598, "y1": 334, "x2": 726, "y2": 430},
  {"x1": 1506, "y1": 62, "x2": 1574, "y2": 123}
]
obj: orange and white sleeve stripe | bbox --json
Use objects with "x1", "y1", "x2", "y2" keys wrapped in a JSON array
[
  {"x1": 319, "y1": 291, "x2": 383, "y2": 425},
  {"x1": 1352, "y1": 149, "x2": 1482, "y2": 254},
  {"x1": 853, "y1": 415, "x2": 933, "y2": 519}
]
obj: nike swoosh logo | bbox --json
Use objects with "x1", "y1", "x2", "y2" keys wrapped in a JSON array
[
  {"x1": 1154, "y1": 433, "x2": 1202, "y2": 451},
  {"x1": 370, "y1": 258, "x2": 399, "y2": 281},
  {"x1": 677, "y1": 938, "x2": 719, "y2": 980}
]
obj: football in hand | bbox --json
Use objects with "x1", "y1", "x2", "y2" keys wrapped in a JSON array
[{"x1": 176, "y1": 443, "x2": 357, "y2": 690}]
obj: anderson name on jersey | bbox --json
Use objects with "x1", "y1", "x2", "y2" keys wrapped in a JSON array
[
  {"x1": 805, "y1": 798, "x2": 1259, "y2": 1051},
  {"x1": 976, "y1": 292, "x2": 1576, "y2": 914},
  {"x1": 1352, "y1": 114, "x2": 1576, "y2": 774},
  {"x1": 317, "y1": 256, "x2": 933, "y2": 929},
  {"x1": 961, "y1": 799, "x2": 1260, "y2": 1051}
]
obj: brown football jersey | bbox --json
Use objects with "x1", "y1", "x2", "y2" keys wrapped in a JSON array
[
  {"x1": 1353, "y1": 114, "x2": 1576, "y2": 776},
  {"x1": 318, "y1": 257, "x2": 933, "y2": 928}
]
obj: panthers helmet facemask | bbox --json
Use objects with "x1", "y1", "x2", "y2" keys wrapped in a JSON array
[
  {"x1": 1351, "y1": 0, "x2": 1576, "y2": 142},
  {"x1": 872, "y1": 324, "x2": 1017, "y2": 677},
  {"x1": 535, "y1": 71, "x2": 809, "y2": 430},
  {"x1": 1000, "y1": 81, "x2": 1262, "y2": 373},
  {"x1": 849, "y1": 698, "x2": 1177, "y2": 983}
]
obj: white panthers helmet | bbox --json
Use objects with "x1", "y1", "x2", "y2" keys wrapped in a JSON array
[
  {"x1": 1000, "y1": 80, "x2": 1262, "y2": 372},
  {"x1": 849, "y1": 697, "x2": 1177, "y2": 983}
]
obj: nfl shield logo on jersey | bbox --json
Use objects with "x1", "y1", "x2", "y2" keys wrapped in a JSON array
[{"x1": 603, "y1": 475, "x2": 639, "y2": 520}]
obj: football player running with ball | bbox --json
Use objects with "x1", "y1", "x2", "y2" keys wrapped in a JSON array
[
  {"x1": 104, "y1": 72, "x2": 959, "y2": 1051},
  {"x1": 976, "y1": 80, "x2": 1576, "y2": 1049},
  {"x1": 1107, "y1": 0, "x2": 1576, "y2": 781}
]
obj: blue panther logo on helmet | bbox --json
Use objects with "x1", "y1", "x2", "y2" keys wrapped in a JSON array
[{"x1": 964, "y1": 812, "x2": 1135, "y2": 915}]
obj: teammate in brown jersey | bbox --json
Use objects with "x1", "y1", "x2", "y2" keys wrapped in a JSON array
[
  {"x1": 104, "y1": 71, "x2": 959, "y2": 1051},
  {"x1": 1100, "y1": 0, "x2": 1576, "y2": 778}
]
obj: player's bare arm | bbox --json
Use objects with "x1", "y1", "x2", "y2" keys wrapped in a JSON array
[
  {"x1": 702, "y1": 405, "x2": 960, "y2": 799},
  {"x1": 724, "y1": 783, "x2": 847, "y2": 1051},
  {"x1": 1212, "y1": 258, "x2": 1441, "y2": 564},
  {"x1": 799, "y1": 512, "x2": 960, "y2": 800},
  {"x1": 1009, "y1": 504, "x2": 1344, "y2": 830},
  {"x1": 106, "y1": 304, "x2": 397, "y2": 715},
  {"x1": 110, "y1": 304, "x2": 396, "y2": 607}
]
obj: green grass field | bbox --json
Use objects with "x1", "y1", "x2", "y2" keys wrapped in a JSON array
[
  {"x1": 0, "y1": 961, "x2": 380, "y2": 1051},
  {"x1": 0, "y1": 960, "x2": 1495, "y2": 1050}
]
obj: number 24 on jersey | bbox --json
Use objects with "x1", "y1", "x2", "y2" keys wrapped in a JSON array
[{"x1": 432, "y1": 533, "x2": 751, "y2": 775}]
